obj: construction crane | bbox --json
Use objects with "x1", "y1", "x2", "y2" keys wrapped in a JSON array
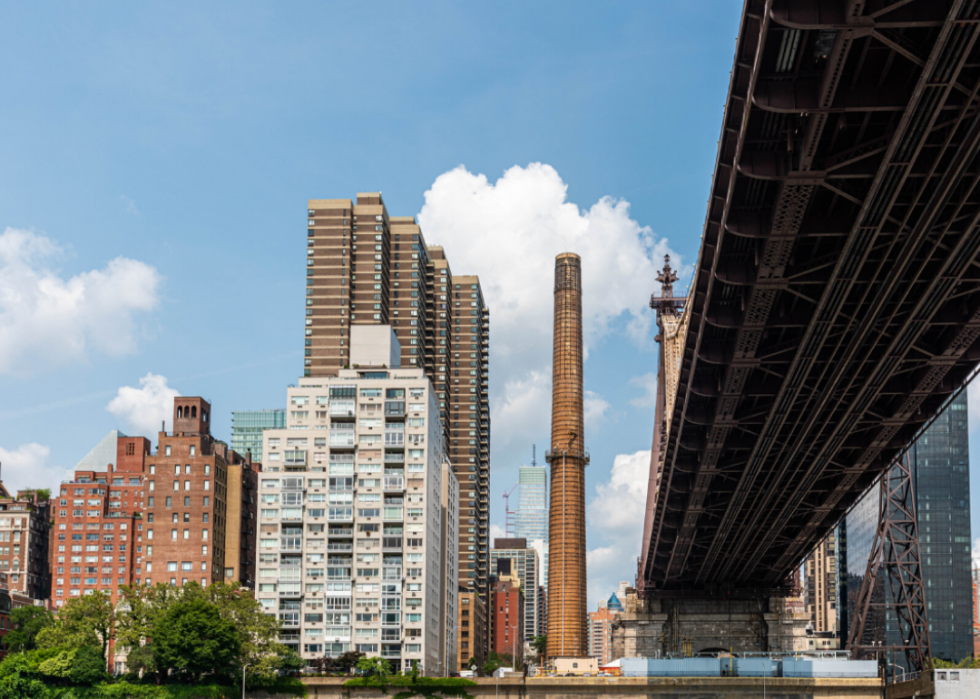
[{"x1": 503, "y1": 482, "x2": 518, "y2": 537}]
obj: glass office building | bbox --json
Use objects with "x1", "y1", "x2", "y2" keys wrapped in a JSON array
[
  {"x1": 514, "y1": 463, "x2": 548, "y2": 584},
  {"x1": 839, "y1": 392, "x2": 973, "y2": 664},
  {"x1": 231, "y1": 409, "x2": 286, "y2": 462}
]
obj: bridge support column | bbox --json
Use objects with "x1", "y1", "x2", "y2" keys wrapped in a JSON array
[{"x1": 612, "y1": 590, "x2": 809, "y2": 657}]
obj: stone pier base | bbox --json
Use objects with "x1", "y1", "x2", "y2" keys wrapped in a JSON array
[{"x1": 611, "y1": 590, "x2": 809, "y2": 658}]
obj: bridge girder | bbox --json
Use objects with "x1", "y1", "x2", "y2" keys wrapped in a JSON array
[{"x1": 641, "y1": 0, "x2": 980, "y2": 595}]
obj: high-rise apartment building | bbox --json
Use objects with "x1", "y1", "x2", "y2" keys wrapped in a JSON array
[
  {"x1": 587, "y1": 604, "x2": 615, "y2": 665},
  {"x1": 304, "y1": 193, "x2": 490, "y2": 610},
  {"x1": 144, "y1": 399, "x2": 258, "y2": 589},
  {"x1": 804, "y1": 532, "x2": 837, "y2": 635},
  {"x1": 50, "y1": 431, "x2": 149, "y2": 606},
  {"x1": 255, "y1": 338, "x2": 457, "y2": 675},
  {"x1": 231, "y1": 409, "x2": 286, "y2": 461},
  {"x1": 840, "y1": 391, "x2": 973, "y2": 665},
  {"x1": 0, "y1": 476, "x2": 51, "y2": 600},
  {"x1": 490, "y1": 538, "x2": 542, "y2": 641}
]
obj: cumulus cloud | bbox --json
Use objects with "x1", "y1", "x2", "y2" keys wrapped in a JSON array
[
  {"x1": 584, "y1": 391, "x2": 610, "y2": 428},
  {"x1": 585, "y1": 450, "x2": 651, "y2": 607},
  {"x1": 489, "y1": 523, "x2": 507, "y2": 543},
  {"x1": 418, "y1": 163, "x2": 680, "y2": 461},
  {"x1": 0, "y1": 443, "x2": 60, "y2": 495},
  {"x1": 628, "y1": 373, "x2": 658, "y2": 408},
  {"x1": 0, "y1": 228, "x2": 162, "y2": 377},
  {"x1": 106, "y1": 373, "x2": 180, "y2": 435}
]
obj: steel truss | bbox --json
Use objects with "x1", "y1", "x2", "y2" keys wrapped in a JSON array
[
  {"x1": 641, "y1": 0, "x2": 980, "y2": 596},
  {"x1": 847, "y1": 454, "x2": 932, "y2": 673}
]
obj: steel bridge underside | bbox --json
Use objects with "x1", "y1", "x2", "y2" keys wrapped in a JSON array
[{"x1": 641, "y1": 0, "x2": 980, "y2": 596}]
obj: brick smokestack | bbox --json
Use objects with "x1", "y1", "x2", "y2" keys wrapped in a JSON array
[{"x1": 546, "y1": 252, "x2": 589, "y2": 660}]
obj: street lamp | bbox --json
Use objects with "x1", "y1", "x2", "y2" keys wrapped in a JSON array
[{"x1": 242, "y1": 663, "x2": 250, "y2": 699}]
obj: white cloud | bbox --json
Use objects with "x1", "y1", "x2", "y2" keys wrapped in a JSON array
[
  {"x1": 628, "y1": 373, "x2": 658, "y2": 408},
  {"x1": 0, "y1": 228, "x2": 162, "y2": 377},
  {"x1": 973, "y1": 537, "x2": 980, "y2": 568},
  {"x1": 120, "y1": 195, "x2": 140, "y2": 216},
  {"x1": 586, "y1": 450, "x2": 651, "y2": 607},
  {"x1": 418, "y1": 163, "x2": 680, "y2": 461},
  {"x1": 106, "y1": 373, "x2": 180, "y2": 435},
  {"x1": 584, "y1": 391, "x2": 610, "y2": 429},
  {"x1": 489, "y1": 523, "x2": 507, "y2": 543},
  {"x1": 0, "y1": 443, "x2": 60, "y2": 495}
]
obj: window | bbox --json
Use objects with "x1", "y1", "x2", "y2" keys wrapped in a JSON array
[
  {"x1": 165, "y1": 446, "x2": 171, "y2": 456},
  {"x1": 190, "y1": 446, "x2": 196, "y2": 456}
]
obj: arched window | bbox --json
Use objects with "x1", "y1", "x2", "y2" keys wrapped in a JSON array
[
  {"x1": 191, "y1": 406, "x2": 197, "y2": 418},
  {"x1": 203, "y1": 410, "x2": 208, "y2": 422},
  {"x1": 177, "y1": 406, "x2": 183, "y2": 418}
]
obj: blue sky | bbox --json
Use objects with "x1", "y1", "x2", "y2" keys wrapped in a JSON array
[{"x1": 1, "y1": 1, "x2": 977, "y2": 609}]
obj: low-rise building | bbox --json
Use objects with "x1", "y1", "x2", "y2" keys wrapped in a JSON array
[{"x1": 491, "y1": 558, "x2": 525, "y2": 660}]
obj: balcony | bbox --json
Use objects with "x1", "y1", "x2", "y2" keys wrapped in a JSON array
[
  {"x1": 327, "y1": 542, "x2": 352, "y2": 553},
  {"x1": 278, "y1": 588, "x2": 303, "y2": 599},
  {"x1": 383, "y1": 478, "x2": 404, "y2": 492},
  {"x1": 384, "y1": 452, "x2": 404, "y2": 463},
  {"x1": 382, "y1": 537, "x2": 402, "y2": 551}
]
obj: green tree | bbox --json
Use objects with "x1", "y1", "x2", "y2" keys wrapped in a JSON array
[
  {"x1": 357, "y1": 656, "x2": 392, "y2": 683},
  {"x1": 481, "y1": 652, "x2": 513, "y2": 676},
  {"x1": 152, "y1": 597, "x2": 240, "y2": 683},
  {"x1": 36, "y1": 590, "x2": 115, "y2": 661},
  {"x1": 531, "y1": 635, "x2": 547, "y2": 661},
  {"x1": 5, "y1": 606, "x2": 53, "y2": 652}
]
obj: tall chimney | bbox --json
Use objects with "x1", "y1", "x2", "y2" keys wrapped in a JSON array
[{"x1": 546, "y1": 252, "x2": 589, "y2": 660}]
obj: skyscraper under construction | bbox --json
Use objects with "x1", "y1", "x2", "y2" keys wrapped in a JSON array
[
  {"x1": 303, "y1": 194, "x2": 491, "y2": 607},
  {"x1": 546, "y1": 253, "x2": 589, "y2": 660}
]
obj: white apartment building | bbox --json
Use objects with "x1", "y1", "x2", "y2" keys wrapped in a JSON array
[{"x1": 256, "y1": 328, "x2": 458, "y2": 675}]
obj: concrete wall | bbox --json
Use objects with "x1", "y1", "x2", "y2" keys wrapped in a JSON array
[
  {"x1": 611, "y1": 595, "x2": 809, "y2": 658},
  {"x1": 254, "y1": 675, "x2": 882, "y2": 699},
  {"x1": 349, "y1": 325, "x2": 400, "y2": 367}
]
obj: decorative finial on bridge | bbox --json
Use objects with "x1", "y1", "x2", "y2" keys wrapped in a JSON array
[{"x1": 651, "y1": 254, "x2": 683, "y2": 317}]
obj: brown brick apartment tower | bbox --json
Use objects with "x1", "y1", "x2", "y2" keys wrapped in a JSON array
[
  {"x1": 144, "y1": 398, "x2": 257, "y2": 588},
  {"x1": 546, "y1": 252, "x2": 588, "y2": 661}
]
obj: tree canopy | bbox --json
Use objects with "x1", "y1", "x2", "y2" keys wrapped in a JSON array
[{"x1": 5, "y1": 606, "x2": 53, "y2": 653}]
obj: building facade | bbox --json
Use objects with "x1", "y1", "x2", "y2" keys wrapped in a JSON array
[
  {"x1": 254, "y1": 360, "x2": 456, "y2": 675},
  {"x1": 514, "y1": 462, "x2": 548, "y2": 586},
  {"x1": 231, "y1": 409, "x2": 286, "y2": 462},
  {"x1": 490, "y1": 538, "x2": 542, "y2": 641},
  {"x1": 840, "y1": 391, "x2": 973, "y2": 665},
  {"x1": 143, "y1": 398, "x2": 257, "y2": 589},
  {"x1": 303, "y1": 195, "x2": 490, "y2": 616},
  {"x1": 457, "y1": 591, "x2": 487, "y2": 671},
  {"x1": 50, "y1": 432, "x2": 150, "y2": 606},
  {"x1": 0, "y1": 479, "x2": 50, "y2": 601},
  {"x1": 588, "y1": 604, "x2": 615, "y2": 666},
  {"x1": 491, "y1": 561, "x2": 525, "y2": 661},
  {"x1": 804, "y1": 531, "x2": 837, "y2": 635}
]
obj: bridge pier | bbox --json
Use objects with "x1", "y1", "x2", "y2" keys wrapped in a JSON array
[{"x1": 612, "y1": 589, "x2": 809, "y2": 658}]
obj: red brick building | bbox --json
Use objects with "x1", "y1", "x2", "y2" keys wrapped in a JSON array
[
  {"x1": 51, "y1": 433, "x2": 150, "y2": 606},
  {"x1": 143, "y1": 398, "x2": 257, "y2": 588},
  {"x1": 491, "y1": 558, "x2": 525, "y2": 660}
]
